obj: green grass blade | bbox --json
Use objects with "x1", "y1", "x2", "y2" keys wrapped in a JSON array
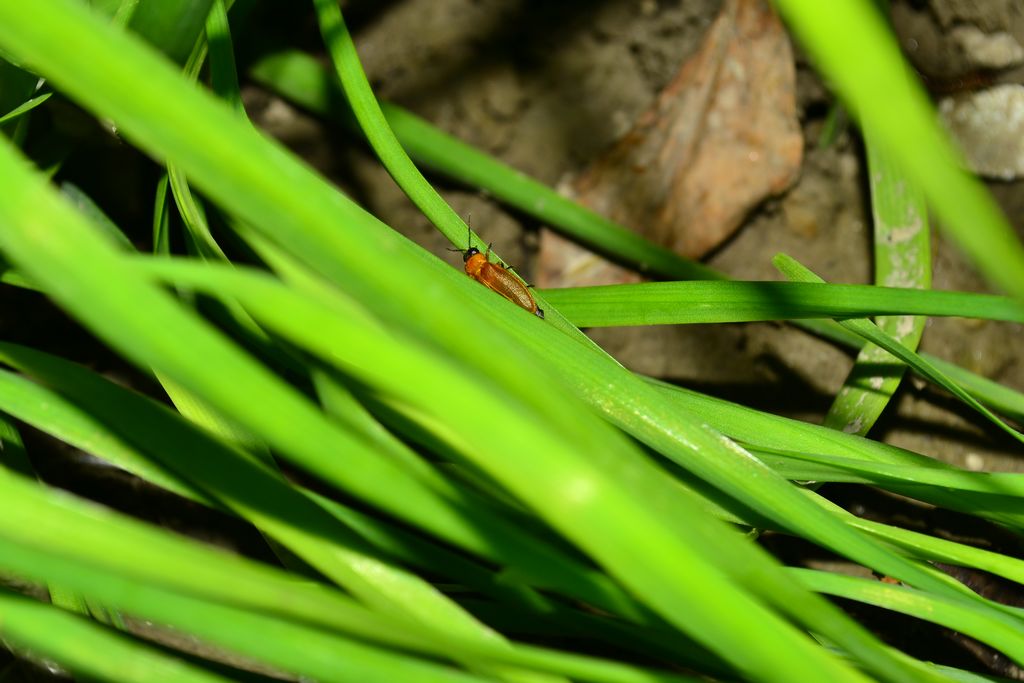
[
  {"x1": 823, "y1": 132, "x2": 931, "y2": 435},
  {"x1": 205, "y1": 0, "x2": 243, "y2": 114},
  {"x1": 0, "y1": 348, "x2": 571, "y2": 677},
  {"x1": 793, "y1": 569, "x2": 1024, "y2": 666},
  {"x1": 770, "y1": 0, "x2": 1024, "y2": 300},
  {"x1": 0, "y1": 365, "x2": 213, "y2": 503},
  {"x1": 774, "y1": 253, "x2": 1023, "y2": 445},
  {"x1": 646, "y1": 378, "x2": 1024, "y2": 529},
  {"x1": 0, "y1": 590, "x2": 233, "y2": 683},
  {"x1": 0, "y1": 92, "x2": 50, "y2": 125},
  {"x1": 248, "y1": 49, "x2": 720, "y2": 281},
  {"x1": 310, "y1": 0, "x2": 466, "y2": 246},
  {"x1": 539, "y1": 281, "x2": 1022, "y2": 326}
]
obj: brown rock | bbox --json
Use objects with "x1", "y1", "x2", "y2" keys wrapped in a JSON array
[{"x1": 540, "y1": 0, "x2": 802, "y2": 287}]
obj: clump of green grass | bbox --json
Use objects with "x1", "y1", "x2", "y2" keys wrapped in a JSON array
[{"x1": 0, "y1": 1, "x2": 1020, "y2": 682}]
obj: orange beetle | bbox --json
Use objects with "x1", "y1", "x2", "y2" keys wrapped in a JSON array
[{"x1": 452, "y1": 237, "x2": 544, "y2": 319}]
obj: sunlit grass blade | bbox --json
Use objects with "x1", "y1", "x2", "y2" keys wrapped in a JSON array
[
  {"x1": 774, "y1": 253, "x2": 1024, "y2": 445},
  {"x1": 752, "y1": 446, "x2": 1024, "y2": 496},
  {"x1": 0, "y1": 347, "x2": 552, "y2": 664},
  {"x1": 0, "y1": 465, "x2": 697, "y2": 683},
  {"x1": 823, "y1": 131, "x2": 931, "y2": 435},
  {"x1": 646, "y1": 379, "x2": 1024, "y2": 529},
  {"x1": 539, "y1": 281, "x2": 1022, "y2": 326},
  {"x1": 310, "y1": 0, "x2": 465, "y2": 246},
  {"x1": 792, "y1": 569, "x2": 1024, "y2": 666},
  {"x1": 0, "y1": 92, "x2": 50, "y2": 125},
  {"x1": 0, "y1": 364, "x2": 212, "y2": 503},
  {"x1": 0, "y1": 590, "x2": 233, "y2": 683},
  {"x1": 770, "y1": 0, "x2": 1024, "y2": 300}
]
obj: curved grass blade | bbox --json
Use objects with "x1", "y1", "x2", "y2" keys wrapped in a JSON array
[
  {"x1": 310, "y1": 0, "x2": 466, "y2": 249},
  {"x1": 823, "y1": 131, "x2": 930, "y2": 436},
  {"x1": 249, "y1": 50, "x2": 719, "y2": 282},
  {"x1": 774, "y1": 253, "x2": 1024, "y2": 445},
  {"x1": 0, "y1": 92, "x2": 50, "y2": 125}
]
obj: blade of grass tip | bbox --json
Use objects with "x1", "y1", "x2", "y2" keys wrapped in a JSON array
[
  {"x1": 771, "y1": 0, "x2": 1024, "y2": 301},
  {"x1": 0, "y1": 590, "x2": 234, "y2": 683},
  {"x1": 0, "y1": 57, "x2": 38, "y2": 145},
  {"x1": 167, "y1": 34, "x2": 228, "y2": 261},
  {"x1": 750, "y1": 445, "x2": 1024, "y2": 497},
  {"x1": 153, "y1": 173, "x2": 172, "y2": 255},
  {"x1": 824, "y1": 131, "x2": 930, "y2": 436},
  {"x1": 60, "y1": 182, "x2": 136, "y2": 250},
  {"x1": 774, "y1": 252, "x2": 1024, "y2": 445},
  {"x1": 111, "y1": 0, "x2": 141, "y2": 27},
  {"x1": 0, "y1": 92, "x2": 50, "y2": 125},
  {"x1": 0, "y1": 6, "x2": 949, "y2": 678},
  {"x1": 248, "y1": 49, "x2": 1024, "y2": 422},
  {"x1": 810, "y1": 494, "x2": 1024, "y2": 588}
]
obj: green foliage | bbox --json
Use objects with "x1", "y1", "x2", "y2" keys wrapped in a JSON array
[{"x1": 0, "y1": 1, "x2": 1020, "y2": 682}]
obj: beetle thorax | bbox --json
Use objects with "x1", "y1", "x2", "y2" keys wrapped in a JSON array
[{"x1": 464, "y1": 252, "x2": 488, "y2": 277}]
